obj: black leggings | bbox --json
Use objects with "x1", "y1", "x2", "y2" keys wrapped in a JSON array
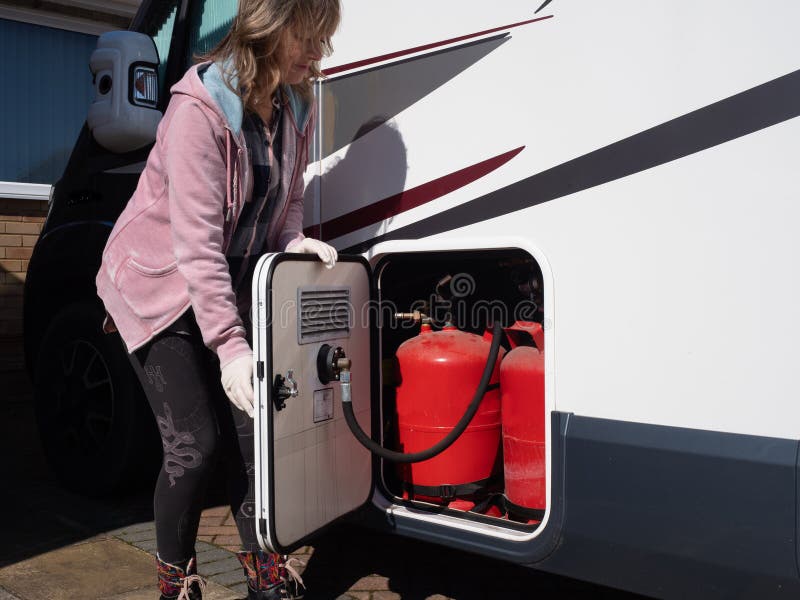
[{"x1": 128, "y1": 310, "x2": 259, "y2": 564}]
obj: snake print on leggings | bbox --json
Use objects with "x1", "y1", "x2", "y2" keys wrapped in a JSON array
[{"x1": 157, "y1": 403, "x2": 204, "y2": 487}]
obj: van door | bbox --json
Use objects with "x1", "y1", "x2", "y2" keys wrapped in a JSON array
[{"x1": 252, "y1": 253, "x2": 375, "y2": 554}]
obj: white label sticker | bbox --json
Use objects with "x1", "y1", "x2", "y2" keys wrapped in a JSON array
[{"x1": 313, "y1": 388, "x2": 334, "y2": 423}]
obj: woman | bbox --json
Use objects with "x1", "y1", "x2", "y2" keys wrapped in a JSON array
[{"x1": 95, "y1": 1, "x2": 341, "y2": 598}]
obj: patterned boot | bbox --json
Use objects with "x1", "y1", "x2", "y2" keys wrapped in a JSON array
[
  {"x1": 236, "y1": 550, "x2": 305, "y2": 600},
  {"x1": 156, "y1": 554, "x2": 205, "y2": 600}
]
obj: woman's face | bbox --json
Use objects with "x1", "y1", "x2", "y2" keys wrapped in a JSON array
[{"x1": 280, "y1": 28, "x2": 324, "y2": 85}]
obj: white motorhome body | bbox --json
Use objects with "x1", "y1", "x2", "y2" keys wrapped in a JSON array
[
  {"x1": 29, "y1": 0, "x2": 799, "y2": 596},
  {"x1": 252, "y1": 1, "x2": 800, "y2": 598}
]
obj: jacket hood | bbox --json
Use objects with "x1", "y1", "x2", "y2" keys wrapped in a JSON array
[{"x1": 170, "y1": 61, "x2": 313, "y2": 137}]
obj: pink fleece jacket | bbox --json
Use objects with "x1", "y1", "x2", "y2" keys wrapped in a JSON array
[{"x1": 95, "y1": 61, "x2": 315, "y2": 367}]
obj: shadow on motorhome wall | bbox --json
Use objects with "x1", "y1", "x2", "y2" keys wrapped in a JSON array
[
  {"x1": 320, "y1": 33, "x2": 508, "y2": 159},
  {"x1": 304, "y1": 29, "x2": 512, "y2": 245},
  {"x1": 305, "y1": 118, "x2": 408, "y2": 243}
]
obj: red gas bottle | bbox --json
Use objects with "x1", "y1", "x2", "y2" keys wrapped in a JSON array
[
  {"x1": 395, "y1": 322, "x2": 505, "y2": 503},
  {"x1": 500, "y1": 321, "x2": 546, "y2": 518}
]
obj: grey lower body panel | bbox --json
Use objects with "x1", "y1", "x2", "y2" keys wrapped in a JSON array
[
  {"x1": 365, "y1": 413, "x2": 800, "y2": 598},
  {"x1": 540, "y1": 414, "x2": 800, "y2": 598}
]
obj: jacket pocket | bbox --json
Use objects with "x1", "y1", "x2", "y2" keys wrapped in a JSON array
[
  {"x1": 115, "y1": 258, "x2": 182, "y2": 321},
  {"x1": 126, "y1": 258, "x2": 178, "y2": 277}
]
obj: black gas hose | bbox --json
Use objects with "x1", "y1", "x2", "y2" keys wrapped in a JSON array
[{"x1": 340, "y1": 321, "x2": 503, "y2": 463}]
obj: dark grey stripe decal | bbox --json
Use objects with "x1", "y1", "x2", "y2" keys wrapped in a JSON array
[
  {"x1": 343, "y1": 68, "x2": 800, "y2": 253},
  {"x1": 321, "y1": 34, "x2": 509, "y2": 159}
]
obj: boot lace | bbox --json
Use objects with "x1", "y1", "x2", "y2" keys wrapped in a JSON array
[
  {"x1": 178, "y1": 573, "x2": 206, "y2": 600},
  {"x1": 280, "y1": 557, "x2": 306, "y2": 599}
]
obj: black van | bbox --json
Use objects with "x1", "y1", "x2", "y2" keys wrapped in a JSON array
[{"x1": 24, "y1": 0, "x2": 239, "y2": 494}]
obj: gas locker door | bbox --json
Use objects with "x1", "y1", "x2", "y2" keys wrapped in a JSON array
[{"x1": 252, "y1": 253, "x2": 375, "y2": 554}]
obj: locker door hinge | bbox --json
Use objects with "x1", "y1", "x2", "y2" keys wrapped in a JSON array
[{"x1": 256, "y1": 360, "x2": 265, "y2": 380}]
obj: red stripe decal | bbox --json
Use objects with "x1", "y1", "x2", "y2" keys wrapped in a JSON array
[
  {"x1": 307, "y1": 147, "x2": 525, "y2": 241},
  {"x1": 323, "y1": 15, "x2": 553, "y2": 76}
]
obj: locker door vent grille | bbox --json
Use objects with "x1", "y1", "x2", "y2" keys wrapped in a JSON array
[{"x1": 298, "y1": 287, "x2": 352, "y2": 344}]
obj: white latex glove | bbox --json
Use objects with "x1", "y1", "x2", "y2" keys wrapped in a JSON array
[
  {"x1": 220, "y1": 354, "x2": 254, "y2": 418},
  {"x1": 286, "y1": 237, "x2": 337, "y2": 269}
]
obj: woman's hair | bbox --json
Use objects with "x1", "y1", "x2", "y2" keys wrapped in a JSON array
[{"x1": 202, "y1": 0, "x2": 341, "y2": 108}]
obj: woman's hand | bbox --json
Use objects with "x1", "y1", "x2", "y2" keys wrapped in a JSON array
[
  {"x1": 286, "y1": 237, "x2": 337, "y2": 268},
  {"x1": 220, "y1": 354, "x2": 254, "y2": 418}
]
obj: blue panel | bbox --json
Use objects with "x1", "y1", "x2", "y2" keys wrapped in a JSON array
[
  {"x1": 0, "y1": 19, "x2": 96, "y2": 184},
  {"x1": 187, "y1": 0, "x2": 237, "y2": 60},
  {"x1": 151, "y1": 4, "x2": 178, "y2": 87}
]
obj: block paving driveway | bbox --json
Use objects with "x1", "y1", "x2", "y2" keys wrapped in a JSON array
[{"x1": 0, "y1": 371, "x2": 641, "y2": 599}]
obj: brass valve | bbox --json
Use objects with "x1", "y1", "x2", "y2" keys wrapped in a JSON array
[{"x1": 394, "y1": 310, "x2": 432, "y2": 325}]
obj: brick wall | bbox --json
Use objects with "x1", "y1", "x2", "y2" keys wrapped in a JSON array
[{"x1": 0, "y1": 197, "x2": 48, "y2": 373}]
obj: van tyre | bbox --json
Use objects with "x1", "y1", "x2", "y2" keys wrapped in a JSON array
[{"x1": 33, "y1": 302, "x2": 159, "y2": 496}]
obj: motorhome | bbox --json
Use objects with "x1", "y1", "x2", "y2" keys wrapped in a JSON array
[{"x1": 24, "y1": 1, "x2": 800, "y2": 597}]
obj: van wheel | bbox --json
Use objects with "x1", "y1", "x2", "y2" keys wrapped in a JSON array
[{"x1": 33, "y1": 302, "x2": 159, "y2": 496}]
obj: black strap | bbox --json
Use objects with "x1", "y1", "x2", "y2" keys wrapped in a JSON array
[
  {"x1": 404, "y1": 477, "x2": 494, "y2": 501},
  {"x1": 503, "y1": 496, "x2": 545, "y2": 521}
]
